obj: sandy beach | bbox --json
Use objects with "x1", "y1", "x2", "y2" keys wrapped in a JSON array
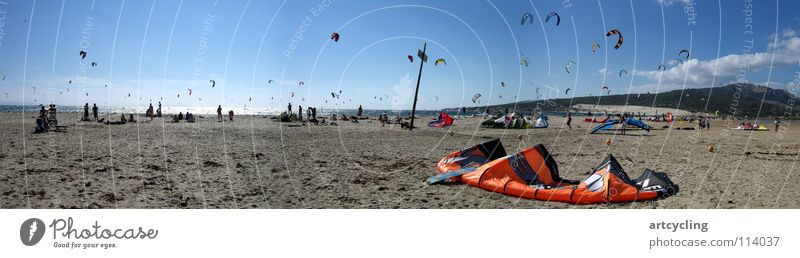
[{"x1": 1, "y1": 111, "x2": 798, "y2": 209}]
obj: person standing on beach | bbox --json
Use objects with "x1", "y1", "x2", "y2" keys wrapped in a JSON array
[
  {"x1": 39, "y1": 105, "x2": 47, "y2": 119},
  {"x1": 157, "y1": 101, "x2": 163, "y2": 117},
  {"x1": 147, "y1": 103, "x2": 154, "y2": 121},
  {"x1": 287, "y1": 103, "x2": 292, "y2": 116},
  {"x1": 92, "y1": 103, "x2": 98, "y2": 121},
  {"x1": 83, "y1": 103, "x2": 89, "y2": 121},
  {"x1": 357, "y1": 105, "x2": 363, "y2": 117},
  {"x1": 566, "y1": 112, "x2": 572, "y2": 130},
  {"x1": 311, "y1": 107, "x2": 317, "y2": 120},
  {"x1": 217, "y1": 105, "x2": 223, "y2": 122}
]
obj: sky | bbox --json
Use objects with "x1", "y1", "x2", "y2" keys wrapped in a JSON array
[{"x1": 0, "y1": 0, "x2": 799, "y2": 111}]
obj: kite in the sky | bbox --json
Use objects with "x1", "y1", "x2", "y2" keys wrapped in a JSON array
[
  {"x1": 591, "y1": 43, "x2": 600, "y2": 53},
  {"x1": 290, "y1": 92, "x2": 295, "y2": 97},
  {"x1": 299, "y1": 81, "x2": 304, "y2": 87},
  {"x1": 520, "y1": 57, "x2": 529, "y2": 67},
  {"x1": 268, "y1": 79, "x2": 274, "y2": 84},
  {"x1": 472, "y1": 93, "x2": 482, "y2": 103},
  {"x1": 1, "y1": 71, "x2": 5, "y2": 80},
  {"x1": 678, "y1": 49, "x2": 689, "y2": 60},
  {"x1": 91, "y1": 61, "x2": 98, "y2": 67},
  {"x1": 602, "y1": 85, "x2": 609, "y2": 92},
  {"x1": 521, "y1": 12, "x2": 534, "y2": 25},
  {"x1": 565, "y1": 88, "x2": 571, "y2": 95},
  {"x1": 618, "y1": 69, "x2": 627, "y2": 77},
  {"x1": 79, "y1": 50, "x2": 87, "y2": 59},
  {"x1": 210, "y1": 80, "x2": 216, "y2": 87},
  {"x1": 500, "y1": 82, "x2": 506, "y2": 87},
  {"x1": 606, "y1": 29, "x2": 623, "y2": 49},
  {"x1": 435, "y1": 58, "x2": 446, "y2": 66},
  {"x1": 545, "y1": 12, "x2": 560, "y2": 26},
  {"x1": 330, "y1": 32, "x2": 340, "y2": 42},
  {"x1": 188, "y1": 89, "x2": 192, "y2": 95},
  {"x1": 407, "y1": 55, "x2": 413, "y2": 63},
  {"x1": 657, "y1": 64, "x2": 666, "y2": 71},
  {"x1": 32, "y1": 85, "x2": 36, "y2": 92},
  {"x1": 68, "y1": 80, "x2": 72, "y2": 84},
  {"x1": 565, "y1": 60, "x2": 576, "y2": 73}
]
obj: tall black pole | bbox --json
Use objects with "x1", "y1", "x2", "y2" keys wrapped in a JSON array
[{"x1": 410, "y1": 42, "x2": 426, "y2": 130}]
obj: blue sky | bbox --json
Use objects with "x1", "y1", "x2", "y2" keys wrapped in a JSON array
[{"x1": 0, "y1": 0, "x2": 799, "y2": 110}]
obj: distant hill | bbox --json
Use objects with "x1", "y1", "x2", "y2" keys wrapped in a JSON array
[{"x1": 446, "y1": 83, "x2": 798, "y2": 117}]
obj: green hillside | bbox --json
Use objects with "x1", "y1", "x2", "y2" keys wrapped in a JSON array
[{"x1": 447, "y1": 83, "x2": 798, "y2": 117}]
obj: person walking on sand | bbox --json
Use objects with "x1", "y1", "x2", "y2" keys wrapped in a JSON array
[
  {"x1": 298, "y1": 105, "x2": 303, "y2": 122},
  {"x1": 774, "y1": 117, "x2": 780, "y2": 133},
  {"x1": 217, "y1": 105, "x2": 223, "y2": 122},
  {"x1": 566, "y1": 112, "x2": 572, "y2": 130},
  {"x1": 92, "y1": 103, "x2": 99, "y2": 121},
  {"x1": 357, "y1": 105, "x2": 363, "y2": 117}
]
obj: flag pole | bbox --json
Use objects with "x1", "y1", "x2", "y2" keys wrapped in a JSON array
[{"x1": 410, "y1": 42, "x2": 426, "y2": 130}]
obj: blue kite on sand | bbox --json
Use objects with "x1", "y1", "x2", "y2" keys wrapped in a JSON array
[{"x1": 590, "y1": 118, "x2": 651, "y2": 134}]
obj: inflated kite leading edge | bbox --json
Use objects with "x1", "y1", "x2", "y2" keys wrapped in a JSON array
[{"x1": 429, "y1": 139, "x2": 678, "y2": 204}]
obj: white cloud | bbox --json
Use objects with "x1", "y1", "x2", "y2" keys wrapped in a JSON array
[
  {"x1": 635, "y1": 30, "x2": 800, "y2": 87},
  {"x1": 390, "y1": 73, "x2": 412, "y2": 110},
  {"x1": 657, "y1": 0, "x2": 692, "y2": 7}
]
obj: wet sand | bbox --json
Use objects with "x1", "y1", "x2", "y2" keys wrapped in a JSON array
[{"x1": 1, "y1": 112, "x2": 798, "y2": 208}]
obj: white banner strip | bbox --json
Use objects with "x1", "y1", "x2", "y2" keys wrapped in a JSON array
[{"x1": 1, "y1": 209, "x2": 798, "y2": 257}]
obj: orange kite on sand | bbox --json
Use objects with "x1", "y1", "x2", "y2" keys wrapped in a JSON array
[{"x1": 427, "y1": 139, "x2": 677, "y2": 204}]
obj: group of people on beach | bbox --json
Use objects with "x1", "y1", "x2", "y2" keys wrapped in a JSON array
[
  {"x1": 285, "y1": 102, "x2": 323, "y2": 124},
  {"x1": 216, "y1": 105, "x2": 235, "y2": 122},
  {"x1": 34, "y1": 104, "x2": 59, "y2": 133}
]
